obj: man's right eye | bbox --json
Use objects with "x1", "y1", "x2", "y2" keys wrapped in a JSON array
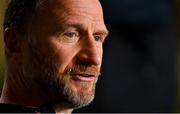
[
  {"x1": 64, "y1": 32, "x2": 78, "y2": 38},
  {"x1": 62, "y1": 31, "x2": 79, "y2": 43}
]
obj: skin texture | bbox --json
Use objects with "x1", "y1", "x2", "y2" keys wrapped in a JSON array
[{"x1": 0, "y1": 0, "x2": 108, "y2": 113}]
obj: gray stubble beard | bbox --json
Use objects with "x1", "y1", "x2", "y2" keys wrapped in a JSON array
[
  {"x1": 23, "y1": 37, "x2": 98, "y2": 109},
  {"x1": 23, "y1": 53, "x2": 97, "y2": 109},
  {"x1": 56, "y1": 72, "x2": 97, "y2": 109}
]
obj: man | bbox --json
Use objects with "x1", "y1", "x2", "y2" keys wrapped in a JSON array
[{"x1": 0, "y1": 0, "x2": 108, "y2": 113}]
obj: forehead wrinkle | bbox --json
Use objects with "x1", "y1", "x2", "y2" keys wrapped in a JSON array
[
  {"x1": 34, "y1": 0, "x2": 107, "y2": 36},
  {"x1": 53, "y1": 13, "x2": 104, "y2": 34},
  {"x1": 51, "y1": 0, "x2": 103, "y2": 21}
]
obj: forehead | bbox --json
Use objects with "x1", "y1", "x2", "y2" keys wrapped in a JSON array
[
  {"x1": 39, "y1": 0, "x2": 104, "y2": 23},
  {"x1": 48, "y1": 0, "x2": 102, "y2": 13},
  {"x1": 33, "y1": 0, "x2": 108, "y2": 35}
]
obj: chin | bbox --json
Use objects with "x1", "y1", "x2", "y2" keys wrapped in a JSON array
[
  {"x1": 74, "y1": 82, "x2": 96, "y2": 107},
  {"x1": 55, "y1": 79, "x2": 96, "y2": 109},
  {"x1": 48, "y1": 70, "x2": 98, "y2": 109}
]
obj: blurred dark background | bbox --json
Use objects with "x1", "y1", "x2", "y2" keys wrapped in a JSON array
[{"x1": 75, "y1": 0, "x2": 177, "y2": 112}]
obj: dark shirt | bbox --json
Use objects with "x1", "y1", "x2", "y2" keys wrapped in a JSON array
[{"x1": 0, "y1": 103, "x2": 55, "y2": 113}]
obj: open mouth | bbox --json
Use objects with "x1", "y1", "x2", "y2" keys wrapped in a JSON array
[{"x1": 71, "y1": 73, "x2": 96, "y2": 82}]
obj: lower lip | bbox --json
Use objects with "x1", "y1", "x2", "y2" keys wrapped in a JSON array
[{"x1": 72, "y1": 75, "x2": 96, "y2": 82}]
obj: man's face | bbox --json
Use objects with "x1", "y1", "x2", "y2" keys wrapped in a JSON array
[{"x1": 22, "y1": 0, "x2": 108, "y2": 109}]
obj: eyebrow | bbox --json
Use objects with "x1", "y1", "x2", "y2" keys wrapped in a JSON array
[
  {"x1": 93, "y1": 30, "x2": 109, "y2": 38},
  {"x1": 61, "y1": 23, "x2": 84, "y2": 30},
  {"x1": 61, "y1": 23, "x2": 109, "y2": 37}
]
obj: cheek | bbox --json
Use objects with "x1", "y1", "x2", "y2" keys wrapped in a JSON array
[{"x1": 47, "y1": 38, "x2": 79, "y2": 73}]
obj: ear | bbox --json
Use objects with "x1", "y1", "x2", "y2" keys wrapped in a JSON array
[{"x1": 4, "y1": 28, "x2": 21, "y2": 58}]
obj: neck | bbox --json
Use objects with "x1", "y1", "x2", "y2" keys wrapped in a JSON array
[{"x1": 54, "y1": 104, "x2": 73, "y2": 114}]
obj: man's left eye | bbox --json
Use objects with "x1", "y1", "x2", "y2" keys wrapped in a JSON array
[{"x1": 94, "y1": 35, "x2": 102, "y2": 42}]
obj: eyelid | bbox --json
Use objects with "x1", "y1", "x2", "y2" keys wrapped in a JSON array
[
  {"x1": 93, "y1": 33, "x2": 106, "y2": 42},
  {"x1": 54, "y1": 28, "x2": 80, "y2": 44},
  {"x1": 63, "y1": 31, "x2": 79, "y2": 38},
  {"x1": 64, "y1": 31, "x2": 78, "y2": 35},
  {"x1": 60, "y1": 27, "x2": 80, "y2": 36}
]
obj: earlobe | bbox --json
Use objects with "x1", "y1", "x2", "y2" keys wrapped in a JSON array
[{"x1": 4, "y1": 28, "x2": 21, "y2": 56}]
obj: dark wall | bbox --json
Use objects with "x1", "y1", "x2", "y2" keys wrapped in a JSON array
[{"x1": 75, "y1": 0, "x2": 176, "y2": 112}]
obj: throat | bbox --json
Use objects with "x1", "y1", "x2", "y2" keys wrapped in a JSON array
[{"x1": 53, "y1": 104, "x2": 73, "y2": 114}]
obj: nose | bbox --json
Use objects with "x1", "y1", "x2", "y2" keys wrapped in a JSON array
[{"x1": 77, "y1": 36, "x2": 102, "y2": 66}]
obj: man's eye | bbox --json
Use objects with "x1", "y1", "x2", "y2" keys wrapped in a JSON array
[
  {"x1": 64, "y1": 32, "x2": 78, "y2": 38},
  {"x1": 61, "y1": 32, "x2": 79, "y2": 43},
  {"x1": 94, "y1": 35, "x2": 102, "y2": 42}
]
